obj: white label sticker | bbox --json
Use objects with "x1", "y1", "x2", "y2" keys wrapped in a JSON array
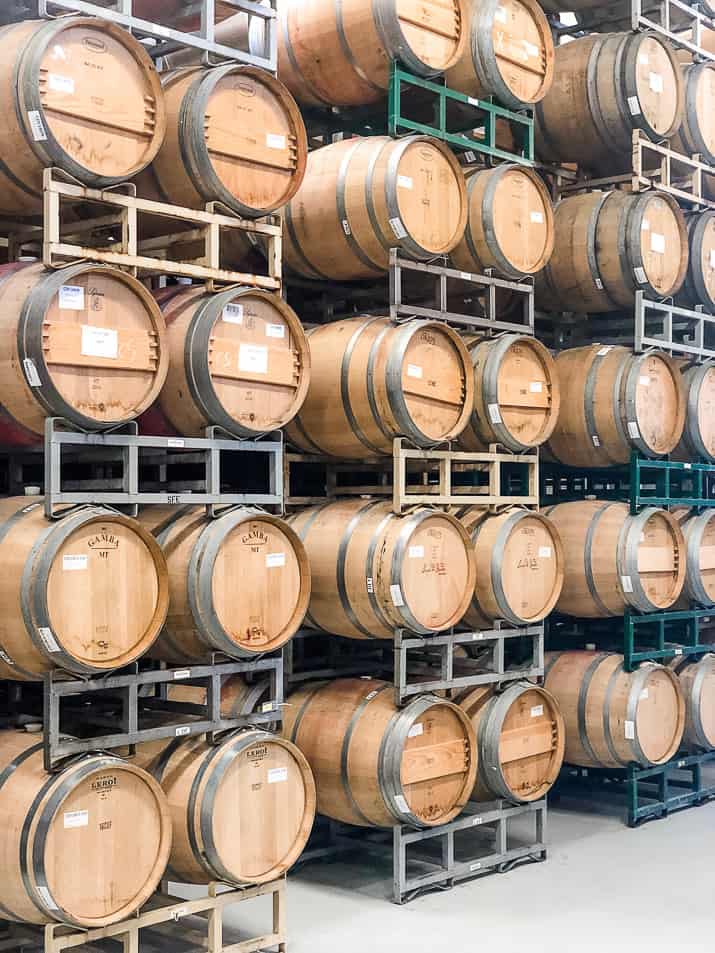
[
  {"x1": 341, "y1": 219, "x2": 351, "y2": 236},
  {"x1": 52, "y1": 44, "x2": 67, "y2": 61},
  {"x1": 709, "y1": 250, "x2": 715, "y2": 269},
  {"x1": 222, "y1": 303, "x2": 243, "y2": 324},
  {"x1": 684, "y1": 463, "x2": 692, "y2": 470},
  {"x1": 23, "y1": 358, "x2": 41, "y2": 387},
  {"x1": 674, "y1": 647, "x2": 683, "y2": 656},
  {"x1": 59, "y1": 285, "x2": 85, "y2": 310},
  {"x1": 0, "y1": 648, "x2": 15, "y2": 666},
  {"x1": 530, "y1": 705, "x2": 544, "y2": 718},
  {"x1": 173, "y1": 669, "x2": 191, "y2": 680},
  {"x1": 64, "y1": 810, "x2": 88, "y2": 829},
  {"x1": 530, "y1": 381, "x2": 543, "y2": 393},
  {"x1": 538, "y1": 546, "x2": 552, "y2": 558},
  {"x1": 394, "y1": 794, "x2": 409, "y2": 813},
  {"x1": 37, "y1": 886, "x2": 57, "y2": 910},
  {"x1": 407, "y1": 363, "x2": 423, "y2": 379},
  {"x1": 268, "y1": 767, "x2": 288, "y2": 784},
  {"x1": 62, "y1": 554, "x2": 87, "y2": 571},
  {"x1": 530, "y1": 210, "x2": 544, "y2": 224},
  {"x1": 390, "y1": 584, "x2": 404, "y2": 607},
  {"x1": 49, "y1": 73, "x2": 75, "y2": 94},
  {"x1": 624, "y1": 720, "x2": 635, "y2": 740},
  {"x1": 266, "y1": 323, "x2": 285, "y2": 338},
  {"x1": 389, "y1": 217, "x2": 407, "y2": 239},
  {"x1": 408, "y1": 545, "x2": 424, "y2": 559},
  {"x1": 495, "y1": 5, "x2": 508, "y2": 21},
  {"x1": 238, "y1": 344, "x2": 268, "y2": 374},
  {"x1": 38, "y1": 627, "x2": 60, "y2": 653},
  {"x1": 464, "y1": 150, "x2": 476, "y2": 162},
  {"x1": 365, "y1": 690, "x2": 379, "y2": 701},
  {"x1": 627, "y1": 421, "x2": 640, "y2": 439},
  {"x1": 650, "y1": 232, "x2": 665, "y2": 254},
  {"x1": 266, "y1": 552, "x2": 286, "y2": 568},
  {"x1": 460, "y1": 272, "x2": 472, "y2": 281},
  {"x1": 366, "y1": 576, "x2": 374, "y2": 594},
  {"x1": 634, "y1": 266, "x2": 647, "y2": 284},
  {"x1": 408, "y1": 722, "x2": 424, "y2": 738},
  {"x1": 642, "y1": 219, "x2": 650, "y2": 231},
  {"x1": 397, "y1": 174, "x2": 413, "y2": 189},
  {"x1": 594, "y1": 277, "x2": 604, "y2": 290},
  {"x1": 28, "y1": 110, "x2": 47, "y2": 141},
  {"x1": 167, "y1": 437, "x2": 185, "y2": 448},
  {"x1": 472, "y1": 633, "x2": 485, "y2": 641},
  {"x1": 592, "y1": 434, "x2": 601, "y2": 447},
  {"x1": 266, "y1": 133, "x2": 286, "y2": 150},
  {"x1": 523, "y1": 40, "x2": 539, "y2": 57},
  {"x1": 649, "y1": 72, "x2": 663, "y2": 93},
  {"x1": 470, "y1": 862, "x2": 482, "y2": 871},
  {"x1": 175, "y1": 726, "x2": 191, "y2": 737},
  {"x1": 596, "y1": 346, "x2": 612, "y2": 356},
  {"x1": 488, "y1": 403, "x2": 502, "y2": 424},
  {"x1": 638, "y1": 52, "x2": 649, "y2": 65},
  {"x1": 639, "y1": 688, "x2": 649, "y2": 700},
  {"x1": 639, "y1": 375, "x2": 650, "y2": 386},
  {"x1": 81, "y1": 325, "x2": 118, "y2": 360},
  {"x1": 472, "y1": 816, "x2": 483, "y2": 826},
  {"x1": 621, "y1": 575, "x2": 634, "y2": 593},
  {"x1": 261, "y1": 701, "x2": 275, "y2": 713},
  {"x1": 627, "y1": 96, "x2": 641, "y2": 116}
]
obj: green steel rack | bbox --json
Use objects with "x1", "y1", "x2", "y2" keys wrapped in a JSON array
[{"x1": 555, "y1": 750, "x2": 715, "y2": 827}]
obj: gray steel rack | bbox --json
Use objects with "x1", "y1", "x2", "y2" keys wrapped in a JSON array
[
  {"x1": 32, "y1": 417, "x2": 283, "y2": 518},
  {"x1": 297, "y1": 798, "x2": 547, "y2": 904},
  {"x1": 19, "y1": 0, "x2": 278, "y2": 72}
]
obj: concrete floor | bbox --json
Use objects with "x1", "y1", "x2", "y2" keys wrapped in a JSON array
[{"x1": 209, "y1": 794, "x2": 715, "y2": 953}]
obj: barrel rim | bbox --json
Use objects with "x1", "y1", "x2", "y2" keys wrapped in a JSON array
[
  {"x1": 622, "y1": 32, "x2": 685, "y2": 144},
  {"x1": 372, "y1": 0, "x2": 467, "y2": 79},
  {"x1": 622, "y1": 347, "x2": 687, "y2": 459},
  {"x1": 618, "y1": 505, "x2": 686, "y2": 613},
  {"x1": 630, "y1": 661, "x2": 686, "y2": 765}
]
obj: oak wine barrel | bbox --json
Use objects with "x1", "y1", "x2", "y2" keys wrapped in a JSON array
[
  {"x1": 546, "y1": 345, "x2": 686, "y2": 467},
  {"x1": 453, "y1": 506, "x2": 563, "y2": 627},
  {"x1": 544, "y1": 500, "x2": 686, "y2": 617},
  {"x1": 167, "y1": 675, "x2": 275, "y2": 722},
  {"x1": 0, "y1": 730, "x2": 171, "y2": 926},
  {"x1": 457, "y1": 333, "x2": 560, "y2": 452},
  {"x1": 139, "y1": 506, "x2": 310, "y2": 663},
  {"x1": 137, "y1": 730, "x2": 315, "y2": 884},
  {"x1": 450, "y1": 165, "x2": 554, "y2": 279},
  {"x1": 672, "y1": 507, "x2": 715, "y2": 607},
  {"x1": 455, "y1": 682, "x2": 565, "y2": 802},
  {"x1": 142, "y1": 284, "x2": 309, "y2": 439},
  {"x1": 131, "y1": 0, "x2": 236, "y2": 27},
  {"x1": 446, "y1": 0, "x2": 554, "y2": 109},
  {"x1": 288, "y1": 500, "x2": 475, "y2": 639},
  {"x1": 669, "y1": 653, "x2": 715, "y2": 750},
  {"x1": 283, "y1": 678, "x2": 477, "y2": 827},
  {"x1": 673, "y1": 360, "x2": 715, "y2": 462},
  {"x1": 671, "y1": 63, "x2": 715, "y2": 200},
  {"x1": 137, "y1": 65, "x2": 307, "y2": 218},
  {"x1": 276, "y1": 0, "x2": 466, "y2": 107},
  {"x1": 0, "y1": 261, "x2": 167, "y2": 446},
  {"x1": 0, "y1": 17, "x2": 165, "y2": 215},
  {"x1": 679, "y1": 212, "x2": 715, "y2": 313},
  {"x1": 544, "y1": 651, "x2": 685, "y2": 768},
  {"x1": 0, "y1": 499, "x2": 168, "y2": 680},
  {"x1": 535, "y1": 33, "x2": 684, "y2": 174},
  {"x1": 536, "y1": 191, "x2": 689, "y2": 314},
  {"x1": 284, "y1": 317, "x2": 472, "y2": 458},
  {"x1": 283, "y1": 136, "x2": 468, "y2": 281}
]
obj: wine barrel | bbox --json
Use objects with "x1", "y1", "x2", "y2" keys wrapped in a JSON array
[
  {"x1": 283, "y1": 136, "x2": 468, "y2": 281},
  {"x1": 132, "y1": 0, "x2": 236, "y2": 28},
  {"x1": 453, "y1": 506, "x2": 564, "y2": 627},
  {"x1": 0, "y1": 730, "x2": 171, "y2": 926},
  {"x1": 0, "y1": 18, "x2": 165, "y2": 216},
  {"x1": 136, "y1": 65, "x2": 307, "y2": 218},
  {"x1": 536, "y1": 191, "x2": 689, "y2": 314},
  {"x1": 543, "y1": 500, "x2": 686, "y2": 617},
  {"x1": 284, "y1": 317, "x2": 472, "y2": 458},
  {"x1": 277, "y1": 0, "x2": 466, "y2": 107},
  {"x1": 283, "y1": 678, "x2": 477, "y2": 827},
  {"x1": 139, "y1": 506, "x2": 310, "y2": 663},
  {"x1": 545, "y1": 345, "x2": 686, "y2": 467},
  {"x1": 457, "y1": 333, "x2": 560, "y2": 452},
  {"x1": 137, "y1": 730, "x2": 315, "y2": 884},
  {"x1": 672, "y1": 508, "x2": 715, "y2": 607},
  {"x1": 0, "y1": 499, "x2": 168, "y2": 680},
  {"x1": 679, "y1": 212, "x2": 715, "y2": 313},
  {"x1": 450, "y1": 165, "x2": 554, "y2": 279},
  {"x1": 455, "y1": 682, "x2": 565, "y2": 802},
  {"x1": 0, "y1": 261, "x2": 167, "y2": 446},
  {"x1": 144, "y1": 284, "x2": 309, "y2": 439},
  {"x1": 535, "y1": 33, "x2": 684, "y2": 173},
  {"x1": 544, "y1": 651, "x2": 685, "y2": 768},
  {"x1": 671, "y1": 64, "x2": 715, "y2": 182},
  {"x1": 673, "y1": 361, "x2": 715, "y2": 462},
  {"x1": 288, "y1": 500, "x2": 475, "y2": 639},
  {"x1": 168, "y1": 675, "x2": 273, "y2": 719},
  {"x1": 669, "y1": 654, "x2": 715, "y2": 750},
  {"x1": 446, "y1": 0, "x2": 554, "y2": 109}
]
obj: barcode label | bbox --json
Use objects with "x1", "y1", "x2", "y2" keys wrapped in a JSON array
[
  {"x1": 36, "y1": 886, "x2": 57, "y2": 910},
  {"x1": 266, "y1": 552, "x2": 286, "y2": 568},
  {"x1": 624, "y1": 720, "x2": 635, "y2": 740},
  {"x1": 266, "y1": 323, "x2": 285, "y2": 338},
  {"x1": 175, "y1": 726, "x2": 191, "y2": 737},
  {"x1": 49, "y1": 73, "x2": 75, "y2": 94},
  {"x1": 530, "y1": 705, "x2": 544, "y2": 717},
  {"x1": 28, "y1": 110, "x2": 47, "y2": 141},
  {"x1": 59, "y1": 285, "x2": 85, "y2": 310},
  {"x1": 222, "y1": 303, "x2": 243, "y2": 324},
  {"x1": 627, "y1": 421, "x2": 640, "y2": 439},
  {"x1": 38, "y1": 627, "x2": 60, "y2": 653},
  {"x1": 592, "y1": 435, "x2": 600, "y2": 447},
  {"x1": 23, "y1": 358, "x2": 41, "y2": 387},
  {"x1": 62, "y1": 555, "x2": 87, "y2": 571},
  {"x1": 488, "y1": 403, "x2": 502, "y2": 424},
  {"x1": 621, "y1": 575, "x2": 634, "y2": 593},
  {"x1": 634, "y1": 266, "x2": 647, "y2": 284},
  {"x1": 390, "y1": 584, "x2": 404, "y2": 607},
  {"x1": 366, "y1": 577, "x2": 374, "y2": 594},
  {"x1": 408, "y1": 722, "x2": 424, "y2": 738},
  {"x1": 389, "y1": 217, "x2": 407, "y2": 239},
  {"x1": 594, "y1": 277, "x2": 604, "y2": 290},
  {"x1": 341, "y1": 219, "x2": 351, "y2": 236},
  {"x1": 64, "y1": 809, "x2": 88, "y2": 829},
  {"x1": 173, "y1": 669, "x2": 191, "y2": 679},
  {"x1": 470, "y1": 862, "x2": 482, "y2": 871},
  {"x1": 268, "y1": 767, "x2": 288, "y2": 784},
  {"x1": 394, "y1": 794, "x2": 409, "y2": 813},
  {"x1": 627, "y1": 96, "x2": 641, "y2": 115}
]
